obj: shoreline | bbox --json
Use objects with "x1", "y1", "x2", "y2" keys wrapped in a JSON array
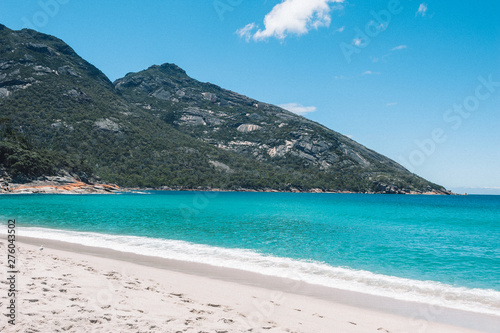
[
  {"x1": 0, "y1": 172, "x2": 457, "y2": 195},
  {"x1": 126, "y1": 187, "x2": 458, "y2": 195},
  {"x1": 1, "y1": 183, "x2": 458, "y2": 195},
  {"x1": 5, "y1": 235, "x2": 498, "y2": 332}
]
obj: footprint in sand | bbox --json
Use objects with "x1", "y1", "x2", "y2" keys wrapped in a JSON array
[
  {"x1": 190, "y1": 309, "x2": 213, "y2": 315},
  {"x1": 207, "y1": 303, "x2": 224, "y2": 310}
]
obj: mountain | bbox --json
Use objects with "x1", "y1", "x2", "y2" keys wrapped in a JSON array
[{"x1": 0, "y1": 24, "x2": 448, "y2": 193}]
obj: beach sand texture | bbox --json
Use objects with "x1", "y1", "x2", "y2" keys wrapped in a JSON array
[{"x1": 0, "y1": 241, "x2": 490, "y2": 333}]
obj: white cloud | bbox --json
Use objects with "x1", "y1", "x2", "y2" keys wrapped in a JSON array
[
  {"x1": 334, "y1": 71, "x2": 380, "y2": 79},
  {"x1": 362, "y1": 70, "x2": 380, "y2": 76},
  {"x1": 279, "y1": 103, "x2": 317, "y2": 115},
  {"x1": 236, "y1": 23, "x2": 257, "y2": 42},
  {"x1": 237, "y1": 0, "x2": 344, "y2": 42},
  {"x1": 416, "y1": 3, "x2": 428, "y2": 17},
  {"x1": 335, "y1": 25, "x2": 345, "y2": 33},
  {"x1": 391, "y1": 45, "x2": 407, "y2": 51},
  {"x1": 386, "y1": 102, "x2": 398, "y2": 107},
  {"x1": 369, "y1": 45, "x2": 407, "y2": 64},
  {"x1": 352, "y1": 38, "x2": 363, "y2": 46}
]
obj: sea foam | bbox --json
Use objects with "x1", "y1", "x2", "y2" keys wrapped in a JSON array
[{"x1": 4, "y1": 226, "x2": 500, "y2": 316}]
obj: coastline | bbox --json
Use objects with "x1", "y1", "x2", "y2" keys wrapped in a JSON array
[
  {"x1": 1, "y1": 180, "x2": 457, "y2": 195},
  {"x1": 0, "y1": 177, "x2": 121, "y2": 195},
  {"x1": 0, "y1": 170, "x2": 457, "y2": 195},
  {"x1": 2, "y1": 235, "x2": 497, "y2": 332}
]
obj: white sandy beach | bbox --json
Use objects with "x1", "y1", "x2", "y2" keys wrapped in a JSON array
[{"x1": 0, "y1": 239, "x2": 496, "y2": 333}]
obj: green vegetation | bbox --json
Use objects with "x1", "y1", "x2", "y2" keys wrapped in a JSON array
[{"x1": 0, "y1": 117, "x2": 92, "y2": 180}]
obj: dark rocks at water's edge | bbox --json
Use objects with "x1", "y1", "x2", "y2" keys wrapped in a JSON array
[
  {"x1": 371, "y1": 183, "x2": 455, "y2": 195},
  {"x1": 0, "y1": 169, "x2": 455, "y2": 195},
  {"x1": 0, "y1": 24, "x2": 450, "y2": 194},
  {"x1": 0, "y1": 170, "x2": 120, "y2": 194},
  {"x1": 109, "y1": 186, "x2": 457, "y2": 195}
]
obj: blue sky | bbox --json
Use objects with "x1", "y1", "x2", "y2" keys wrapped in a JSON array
[{"x1": 1, "y1": 0, "x2": 499, "y2": 193}]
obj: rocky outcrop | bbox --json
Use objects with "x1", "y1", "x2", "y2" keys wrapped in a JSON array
[
  {"x1": 209, "y1": 160, "x2": 232, "y2": 173},
  {"x1": 0, "y1": 172, "x2": 120, "y2": 194},
  {"x1": 0, "y1": 87, "x2": 10, "y2": 98},
  {"x1": 237, "y1": 124, "x2": 261, "y2": 133},
  {"x1": 94, "y1": 118, "x2": 122, "y2": 132}
]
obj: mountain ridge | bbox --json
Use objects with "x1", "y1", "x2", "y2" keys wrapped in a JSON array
[{"x1": 0, "y1": 24, "x2": 450, "y2": 194}]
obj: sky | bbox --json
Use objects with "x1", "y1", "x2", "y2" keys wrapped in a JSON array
[{"x1": 1, "y1": 0, "x2": 499, "y2": 193}]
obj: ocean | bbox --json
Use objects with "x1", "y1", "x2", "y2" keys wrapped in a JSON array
[{"x1": 1, "y1": 192, "x2": 499, "y2": 316}]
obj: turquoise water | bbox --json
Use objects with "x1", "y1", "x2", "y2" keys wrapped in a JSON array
[{"x1": 1, "y1": 192, "x2": 499, "y2": 314}]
